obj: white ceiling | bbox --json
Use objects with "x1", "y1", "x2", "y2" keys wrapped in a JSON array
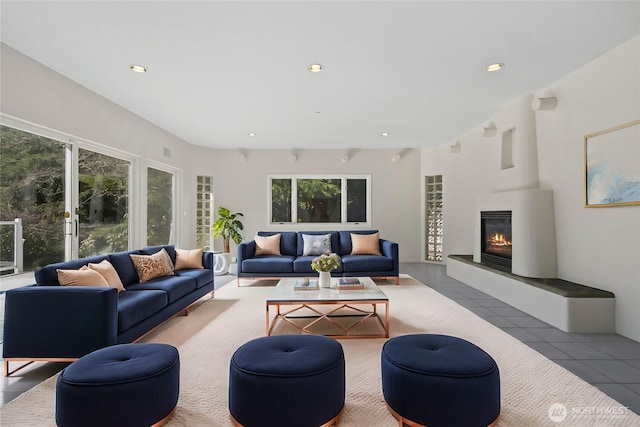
[{"x1": 1, "y1": 1, "x2": 638, "y2": 150}]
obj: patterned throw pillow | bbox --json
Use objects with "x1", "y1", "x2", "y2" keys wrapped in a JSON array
[
  {"x1": 302, "y1": 233, "x2": 332, "y2": 256},
  {"x1": 88, "y1": 259, "x2": 125, "y2": 292},
  {"x1": 350, "y1": 232, "x2": 382, "y2": 256},
  {"x1": 129, "y1": 248, "x2": 175, "y2": 283},
  {"x1": 255, "y1": 234, "x2": 281, "y2": 256},
  {"x1": 57, "y1": 266, "x2": 110, "y2": 287},
  {"x1": 175, "y1": 248, "x2": 204, "y2": 270}
]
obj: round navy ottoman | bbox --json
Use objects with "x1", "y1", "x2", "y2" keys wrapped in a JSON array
[
  {"x1": 56, "y1": 343, "x2": 180, "y2": 427},
  {"x1": 229, "y1": 335, "x2": 345, "y2": 427},
  {"x1": 381, "y1": 334, "x2": 500, "y2": 427}
]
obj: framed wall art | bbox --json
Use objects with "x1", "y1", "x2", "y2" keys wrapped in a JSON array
[{"x1": 584, "y1": 119, "x2": 640, "y2": 207}]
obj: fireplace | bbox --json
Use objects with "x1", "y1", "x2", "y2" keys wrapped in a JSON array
[{"x1": 481, "y1": 211, "x2": 512, "y2": 272}]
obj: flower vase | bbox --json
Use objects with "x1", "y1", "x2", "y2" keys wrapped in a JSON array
[{"x1": 318, "y1": 271, "x2": 331, "y2": 288}]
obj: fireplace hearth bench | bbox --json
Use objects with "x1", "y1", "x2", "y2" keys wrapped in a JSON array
[{"x1": 447, "y1": 255, "x2": 615, "y2": 333}]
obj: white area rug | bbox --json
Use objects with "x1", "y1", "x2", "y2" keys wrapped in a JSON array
[{"x1": 1, "y1": 276, "x2": 638, "y2": 426}]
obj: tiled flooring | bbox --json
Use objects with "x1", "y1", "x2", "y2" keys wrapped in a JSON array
[{"x1": 1, "y1": 263, "x2": 639, "y2": 416}]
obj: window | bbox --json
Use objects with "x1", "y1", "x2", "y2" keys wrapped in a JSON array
[
  {"x1": 78, "y1": 148, "x2": 130, "y2": 257},
  {"x1": 147, "y1": 166, "x2": 174, "y2": 246},
  {"x1": 196, "y1": 176, "x2": 214, "y2": 249},
  {"x1": 269, "y1": 175, "x2": 370, "y2": 224},
  {"x1": 425, "y1": 175, "x2": 443, "y2": 262}
]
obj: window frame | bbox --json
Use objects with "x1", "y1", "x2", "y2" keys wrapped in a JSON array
[{"x1": 267, "y1": 174, "x2": 372, "y2": 226}]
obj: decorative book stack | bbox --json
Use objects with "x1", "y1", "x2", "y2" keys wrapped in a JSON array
[
  {"x1": 338, "y1": 277, "x2": 364, "y2": 290},
  {"x1": 294, "y1": 278, "x2": 319, "y2": 290}
]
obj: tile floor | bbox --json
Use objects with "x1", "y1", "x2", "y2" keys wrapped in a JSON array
[{"x1": 1, "y1": 263, "x2": 639, "y2": 416}]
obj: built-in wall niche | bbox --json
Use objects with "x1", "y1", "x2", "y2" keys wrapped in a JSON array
[{"x1": 501, "y1": 128, "x2": 514, "y2": 170}]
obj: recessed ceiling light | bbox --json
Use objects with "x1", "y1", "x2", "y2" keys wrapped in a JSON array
[
  {"x1": 248, "y1": 133, "x2": 256, "y2": 137},
  {"x1": 308, "y1": 64, "x2": 324, "y2": 73},
  {"x1": 129, "y1": 64, "x2": 147, "y2": 73},
  {"x1": 381, "y1": 132, "x2": 389, "y2": 137},
  {"x1": 486, "y1": 63, "x2": 504, "y2": 72}
]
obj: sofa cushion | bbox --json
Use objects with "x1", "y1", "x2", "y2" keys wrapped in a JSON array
[
  {"x1": 35, "y1": 255, "x2": 109, "y2": 286},
  {"x1": 109, "y1": 251, "x2": 140, "y2": 287},
  {"x1": 297, "y1": 232, "x2": 339, "y2": 256},
  {"x1": 293, "y1": 256, "x2": 344, "y2": 274},
  {"x1": 130, "y1": 248, "x2": 175, "y2": 283},
  {"x1": 126, "y1": 275, "x2": 196, "y2": 304},
  {"x1": 117, "y1": 290, "x2": 168, "y2": 332},
  {"x1": 88, "y1": 260, "x2": 125, "y2": 292},
  {"x1": 175, "y1": 248, "x2": 204, "y2": 270},
  {"x1": 350, "y1": 232, "x2": 382, "y2": 256},
  {"x1": 302, "y1": 233, "x2": 332, "y2": 256},
  {"x1": 338, "y1": 230, "x2": 378, "y2": 256},
  {"x1": 341, "y1": 255, "x2": 392, "y2": 272},
  {"x1": 57, "y1": 267, "x2": 110, "y2": 287},
  {"x1": 255, "y1": 234, "x2": 281, "y2": 256},
  {"x1": 242, "y1": 256, "x2": 295, "y2": 274},
  {"x1": 174, "y1": 268, "x2": 213, "y2": 289},
  {"x1": 258, "y1": 231, "x2": 297, "y2": 256}
]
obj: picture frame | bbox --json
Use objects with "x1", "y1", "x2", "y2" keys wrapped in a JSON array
[{"x1": 584, "y1": 119, "x2": 640, "y2": 207}]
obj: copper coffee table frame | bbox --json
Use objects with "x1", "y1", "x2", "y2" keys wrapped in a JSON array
[{"x1": 266, "y1": 277, "x2": 390, "y2": 339}]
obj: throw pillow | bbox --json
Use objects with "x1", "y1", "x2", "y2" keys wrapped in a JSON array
[
  {"x1": 302, "y1": 233, "x2": 332, "y2": 256},
  {"x1": 254, "y1": 234, "x2": 281, "y2": 256},
  {"x1": 175, "y1": 248, "x2": 204, "y2": 270},
  {"x1": 350, "y1": 232, "x2": 382, "y2": 256},
  {"x1": 88, "y1": 259, "x2": 125, "y2": 292},
  {"x1": 129, "y1": 248, "x2": 175, "y2": 283},
  {"x1": 57, "y1": 266, "x2": 110, "y2": 287}
]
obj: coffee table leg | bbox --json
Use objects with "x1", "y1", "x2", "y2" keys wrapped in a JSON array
[{"x1": 265, "y1": 302, "x2": 270, "y2": 335}]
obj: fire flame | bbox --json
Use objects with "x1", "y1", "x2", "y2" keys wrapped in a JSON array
[{"x1": 490, "y1": 233, "x2": 511, "y2": 247}]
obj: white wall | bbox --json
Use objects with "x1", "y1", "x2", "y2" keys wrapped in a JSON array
[
  {"x1": 191, "y1": 148, "x2": 422, "y2": 262},
  {"x1": 423, "y1": 35, "x2": 640, "y2": 341}
]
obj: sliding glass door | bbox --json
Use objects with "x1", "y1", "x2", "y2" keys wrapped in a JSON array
[
  {"x1": 0, "y1": 125, "x2": 67, "y2": 270},
  {"x1": 0, "y1": 124, "x2": 134, "y2": 269},
  {"x1": 77, "y1": 148, "x2": 130, "y2": 257}
]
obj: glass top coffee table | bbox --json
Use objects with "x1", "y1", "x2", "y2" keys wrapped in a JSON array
[{"x1": 266, "y1": 277, "x2": 389, "y2": 339}]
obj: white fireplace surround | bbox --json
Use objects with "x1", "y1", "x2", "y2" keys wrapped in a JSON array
[
  {"x1": 450, "y1": 188, "x2": 615, "y2": 333},
  {"x1": 473, "y1": 188, "x2": 558, "y2": 278}
]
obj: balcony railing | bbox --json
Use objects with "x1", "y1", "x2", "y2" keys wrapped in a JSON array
[{"x1": 0, "y1": 219, "x2": 24, "y2": 275}]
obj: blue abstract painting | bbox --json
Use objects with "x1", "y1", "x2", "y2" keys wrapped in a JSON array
[{"x1": 585, "y1": 120, "x2": 640, "y2": 207}]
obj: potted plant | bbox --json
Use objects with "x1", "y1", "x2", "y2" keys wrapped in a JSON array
[{"x1": 213, "y1": 206, "x2": 244, "y2": 254}]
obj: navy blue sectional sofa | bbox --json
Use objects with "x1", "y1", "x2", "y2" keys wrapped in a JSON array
[
  {"x1": 2, "y1": 245, "x2": 214, "y2": 376},
  {"x1": 237, "y1": 230, "x2": 399, "y2": 285}
]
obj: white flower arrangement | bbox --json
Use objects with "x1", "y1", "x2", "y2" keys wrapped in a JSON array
[{"x1": 311, "y1": 251, "x2": 341, "y2": 273}]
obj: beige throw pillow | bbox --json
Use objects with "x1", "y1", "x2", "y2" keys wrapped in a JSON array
[
  {"x1": 130, "y1": 248, "x2": 175, "y2": 283},
  {"x1": 175, "y1": 248, "x2": 204, "y2": 270},
  {"x1": 57, "y1": 266, "x2": 110, "y2": 287},
  {"x1": 254, "y1": 234, "x2": 281, "y2": 256},
  {"x1": 88, "y1": 259, "x2": 125, "y2": 292},
  {"x1": 350, "y1": 232, "x2": 382, "y2": 256}
]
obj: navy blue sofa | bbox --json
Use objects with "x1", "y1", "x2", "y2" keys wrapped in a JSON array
[
  {"x1": 2, "y1": 244, "x2": 214, "y2": 376},
  {"x1": 237, "y1": 230, "x2": 399, "y2": 285}
]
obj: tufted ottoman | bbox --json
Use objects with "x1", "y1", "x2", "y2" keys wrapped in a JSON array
[
  {"x1": 229, "y1": 335, "x2": 345, "y2": 427},
  {"x1": 381, "y1": 334, "x2": 500, "y2": 427},
  {"x1": 56, "y1": 343, "x2": 180, "y2": 427}
]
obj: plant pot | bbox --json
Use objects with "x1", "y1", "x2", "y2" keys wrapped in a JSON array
[{"x1": 214, "y1": 252, "x2": 231, "y2": 276}]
